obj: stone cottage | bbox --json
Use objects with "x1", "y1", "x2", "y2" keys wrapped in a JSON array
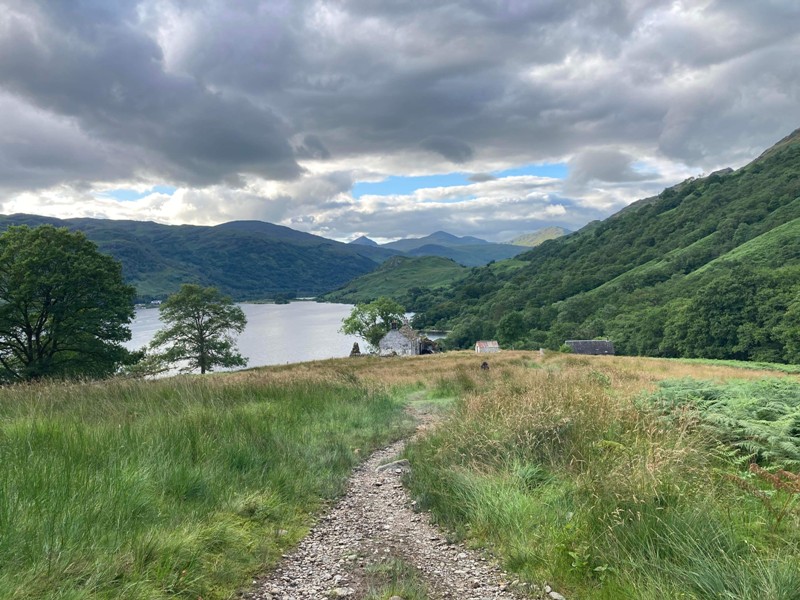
[{"x1": 379, "y1": 323, "x2": 420, "y2": 356}]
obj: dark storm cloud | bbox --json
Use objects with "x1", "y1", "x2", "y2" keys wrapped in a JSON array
[
  {"x1": 0, "y1": 0, "x2": 300, "y2": 191},
  {"x1": 420, "y1": 136, "x2": 474, "y2": 163},
  {"x1": 1, "y1": 0, "x2": 799, "y2": 240},
  {"x1": 568, "y1": 149, "x2": 655, "y2": 186},
  {"x1": 295, "y1": 135, "x2": 332, "y2": 160}
]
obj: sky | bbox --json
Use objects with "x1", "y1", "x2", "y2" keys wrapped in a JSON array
[{"x1": 0, "y1": 1, "x2": 798, "y2": 243}]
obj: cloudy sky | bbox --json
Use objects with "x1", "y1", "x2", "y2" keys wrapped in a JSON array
[{"x1": 1, "y1": 1, "x2": 798, "y2": 242}]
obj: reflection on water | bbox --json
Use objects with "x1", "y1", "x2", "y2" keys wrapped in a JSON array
[{"x1": 126, "y1": 302, "x2": 363, "y2": 370}]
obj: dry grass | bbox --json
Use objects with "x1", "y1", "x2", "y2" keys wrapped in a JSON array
[
  {"x1": 388, "y1": 351, "x2": 800, "y2": 599},
  {"x1": 230, "y1": 350, "x2": 794, "y2": 397}
]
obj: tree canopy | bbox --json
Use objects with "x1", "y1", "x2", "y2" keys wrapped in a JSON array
[
  {"x1": 0, "y1": 225, "x2": 135, "y2": 381},
  {"x1": 340, "y1": 297, "x2": 405, "y2": 350},
  {"x1": 149, "y1": 284, "x2": 247, "y2": 374}
]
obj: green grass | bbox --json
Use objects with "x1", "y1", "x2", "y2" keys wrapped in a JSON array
[
  {"x1": 363, "y1": 558, "x2": 430, "y2": 600},
  {"x1": 404, "y1": 365, "x2": 800, "y2": 599},
  {"x1": 0, "y1": 375, "x2": 411, "y2": 599},
  {"x1": 672, "y1": 357, "x2": 800, "y2": 374}
]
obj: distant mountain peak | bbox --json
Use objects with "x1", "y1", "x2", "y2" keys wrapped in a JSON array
[{"x1": 349, "y1": 235, "x2": 379, "y2": 247}]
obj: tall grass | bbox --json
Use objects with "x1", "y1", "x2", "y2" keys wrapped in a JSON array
[
  {"x1": 405, "y1": 360, "x2": 800, "y2": 598},
  {"x1": 0, "y1": 374, "x2": 410, "y2": 599}
]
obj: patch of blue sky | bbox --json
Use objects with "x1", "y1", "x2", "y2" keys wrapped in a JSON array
[
  {"x1": 352, "y1": 173, "x2": 472, "y2": 198},
  {"x1": 494, "y1": 162, "x2": 568, "y2": 179},
  {"x1": 352, "y1": 163, "x2": 568, "y2": 198},
  {"x1": 630, "y1": 161, "x2": 659, "y2": 178},
  {"x1": 99, "y1": 185, "x2": 177, "y2": 201}
]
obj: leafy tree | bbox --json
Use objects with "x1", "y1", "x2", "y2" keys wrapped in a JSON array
[
  {"x1": 0, "y1": 225, "x2": 135, "y2": 381},
  {"x1": 150, "y1": 284, "x2": 247, "y2": 374},
  {"x1": 340, "y1": 297, "x2": 405, "y2": 350},
  {"x1": 497, "y1": 311, "x2": 527, "y2": 347}
]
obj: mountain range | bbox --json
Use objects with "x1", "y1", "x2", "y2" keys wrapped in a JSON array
[
  {"x1": 0, "y1": 214, "x2": 532, "y2": 301},
  {"x1": 349, "y1": 230, "x2": 528, "y2": 266},
  {"x1": 0, "y1": 214, "x2": 396, "y2": 301}
]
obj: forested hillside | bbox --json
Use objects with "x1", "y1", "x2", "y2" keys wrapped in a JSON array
[
  {"x1": 0, "y1": 215, "x2": 397, "y2": 301},
  {"x1": 322, "y1": 255, "x2": 467, "y2": 304},
  {"x1": 415, "y1": 128, "x2": 800, "y2": 363}
]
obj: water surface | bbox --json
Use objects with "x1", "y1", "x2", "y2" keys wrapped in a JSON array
[{"x1": 127, "y1": 302, "x2": 363, "y2": 370}]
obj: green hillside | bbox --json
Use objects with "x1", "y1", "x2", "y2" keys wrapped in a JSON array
[
  {"x1": 321, "y1": 255, "x2": 468, "y2": 305},
  {"x1": 414, "y1": 128, "x2": 800, "y2": 362},
  {"x1": 0, "y1": 215, "x2": 397, "y2": 301},
  {"x1": 405, "y1": 242, "x2": 525, "y2": 266},
  {"x1": 508, "y1": 226, "x2": 570, "y2": 246}
]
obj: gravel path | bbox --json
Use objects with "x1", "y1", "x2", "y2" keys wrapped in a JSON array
[{"x1": 245, "y1": 407, "x2": 562, "y2": 600}]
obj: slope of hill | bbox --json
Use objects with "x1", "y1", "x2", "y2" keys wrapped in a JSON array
[
  {"x1": 405, "y1": 242, "x2": 525, "y2": 266},
  {"x1": 414, "y1": 128, "x2": 800, "y2": 362},
  {"x1": 321, "y1": 255, "x2": 468, "y2": 305},
  {"x1": 0, "y1": 214, "x2": 397, "y2": 301},
  {"x1": 508, "y1": 226, "x2": 570, "y2": 246}
]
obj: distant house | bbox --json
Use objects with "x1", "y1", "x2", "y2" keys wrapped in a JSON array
[
  {"x1": 565, "y1": 340, "x2": 615, "y2": 355},
  {"x1": 475, "y1": 340, "x2": 500, "y2": 353},
  {"x1": 379, "y1": 323, "x2": 420, "y2": 356}
]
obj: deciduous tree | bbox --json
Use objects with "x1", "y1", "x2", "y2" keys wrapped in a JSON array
[
  {"x1": 0, "y1": 225, "x2": 135, "y2": 381},
  {"x1": 340, "y1": 297, "x2": 405, "y2": 350},
  {"x1": 150, "y1": 284, "x2": 247, "y2": 374}
]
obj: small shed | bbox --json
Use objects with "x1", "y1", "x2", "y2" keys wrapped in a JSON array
[
  {"x1": 475, "y1": 340, "x2": 500, "y2": 354},
  {"x1": 565, "y1": 340, "x2": 615, "y2": 355},
  {"x1": 379, "y1": 324, "x2": 420, "y2": 356}
]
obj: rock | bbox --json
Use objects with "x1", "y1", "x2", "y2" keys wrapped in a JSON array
[
  {"x1": 548, "y1": 592, "x2": 566, "y2": 600},
  {"x1": 332, "y1": 586, "x2": 354, "y2": 597},
  {"x1": 375, "y1": 459, "x2": 411, "y2": 473}
]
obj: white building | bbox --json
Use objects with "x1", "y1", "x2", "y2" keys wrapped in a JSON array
[
  {"x1": 475, "y1": 340, "x2": 500, "y2": 353},
  {"x1": 379, "y1": 324, "x2": 420, "y2": 356}
]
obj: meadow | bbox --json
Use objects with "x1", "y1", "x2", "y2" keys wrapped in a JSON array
[
  {"x1": 401, "y1": 353, "x2": 800, "y2": 599},
  {"x1": 1, "y1": 352, "x2": 799, "y2": 599},
  {"x1": 0, "y1": 374, "x2": 411, "y2": 599}
]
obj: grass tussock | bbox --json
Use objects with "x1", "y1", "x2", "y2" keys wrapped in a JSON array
[
  {"x1": 363, "y1": 557, "x2": 430, "y2": 600},
  {"x1": 0, "y1": 374, "x2": 411, "y2": 600},
  {"x1": 403, "y1": 353, "x2": 800, "y2": 599}
]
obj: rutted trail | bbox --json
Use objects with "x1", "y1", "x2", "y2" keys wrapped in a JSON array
[{"x1": 246, "y1": 406, "x2": 554, "y2": 600}]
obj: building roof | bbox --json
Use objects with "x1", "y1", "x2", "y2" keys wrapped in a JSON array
[{"x1": 475, "y1": 340, "x2": 500, "y2": 349}]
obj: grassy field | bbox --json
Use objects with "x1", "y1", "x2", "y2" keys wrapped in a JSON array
[
  {"x1": 0, "y1": 373, "x2": 412, "y2": 599},
  {"x1": 398, "y1": 353, "x2": 800, "y2": 599},
  {"x1": 2, "y1": 352, "x2": 799, "y2": 599}
]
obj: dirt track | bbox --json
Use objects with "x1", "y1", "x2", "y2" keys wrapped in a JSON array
[{"x1": 245, "y1": 406, "x2": 558, "y2": 600}]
